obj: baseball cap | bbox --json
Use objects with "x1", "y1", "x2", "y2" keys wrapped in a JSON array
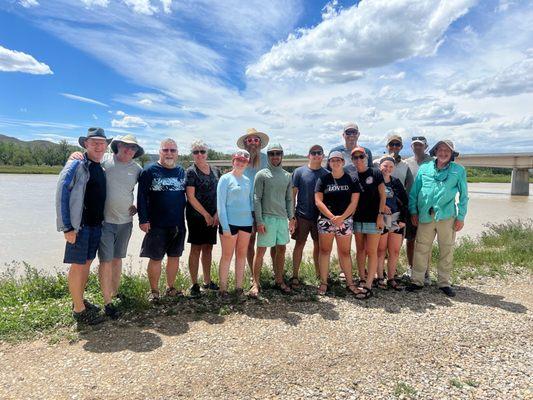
[
  {"x1": 411, "y1": 136, "x2": 427, "y2": 145},
  {"x1": 343, "y1": 122, "x2": 359, "y2": 134},
  {"x1": 350, "y1": 146, "x2": 366, "y2": 156},
  {"x1": 387, "y1": 134, "x2": 403, "y2": 145},
  {"x1": 328, "y1": 150, "x2": 345, "y2": 161}
]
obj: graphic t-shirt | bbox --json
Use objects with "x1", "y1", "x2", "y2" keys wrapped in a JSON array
[
  {"x1": 315, "y1": 172, "x2": 360, "y2": 218},
  {"x1": 185, "y1": 164, "x2": 220, "y2": 219},
  {"x1": 353, "y1": 167, "x2": 384, "y2": 222}
]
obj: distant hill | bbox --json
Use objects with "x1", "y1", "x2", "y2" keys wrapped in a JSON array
[{"x1": 0, "y1": 134, "x2": 63, "y2": 149}]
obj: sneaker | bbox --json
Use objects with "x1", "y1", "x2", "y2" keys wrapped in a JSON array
[
  {"x1": 148, "y1": 290, "x2": 160, "y2": 304},
  {"x1": 405, "y1": 283, "x2": 424, "y2": 292},
  {"x1": 104, "y1": 303, "x2": 122, "y2": 320},
  {"x1": 439, "y1": 286, "x2": 456, "y2": 297},
  {"x1": 73, "y1": 308, "x2": 105, "y2": 325},
  {"x1": 190, "y1": 283, "x2": 201, "y2": 298},
  {"x1": 203, "y1": 281, "x2": 219, "y2": 291}
]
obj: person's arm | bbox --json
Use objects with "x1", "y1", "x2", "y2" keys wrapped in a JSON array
[
  {"x1": 253, "y1": 173, "x2": 265, "y2": 226},
  {"x1": 405, "y1": 165, "x2": 414, "y2": 194},
  {"x1": 455, "y1": 166, "x2": 469, "y2": 231},
  {"x1": 56, "y1": 160, "x2": 81, "y2": 243},
  {"x1": 341, "y1": 192, "x2": 360, "y2": 220},
  {"x1": 315, "y1": 192, "x2": 334, "y2": 220},
  {"x1": 395, "y1": 180, "x2": 409, "y2": 223},
  {"x1": 409, "y1": 168, "x2": 423, "y2": 225},
  {"x1": 286, "y1": 178, "x2": 294, "y2": 219},
  {"x1": 291, "y1": 169, "x2": 300, "y2": 219},
  {"x1": 216, "y1": 176, "x2": 231, "y2": 233},
  {"x1": 376, "y1": 182, "x2": 386, "y2": 229},
  {"x1": 137, "y1": 168, "x2": 151, "y2": 232}
]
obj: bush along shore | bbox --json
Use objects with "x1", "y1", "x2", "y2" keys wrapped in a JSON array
[{"x1": 1, "y1": 220, "x2": 531, "y2": 342}]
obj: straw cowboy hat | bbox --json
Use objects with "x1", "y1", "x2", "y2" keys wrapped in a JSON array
[
  {"x1": 110, "y1": 134, "x2": 145, "y2": 158},
  {"x1": 237, "y1": 128, "x2": 270, "y2": 150}
]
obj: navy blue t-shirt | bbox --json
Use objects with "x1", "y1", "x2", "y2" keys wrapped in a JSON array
[
  {"x1": 292, "y1": 165, "x2": 329, "y2": 221},
  {"x1": 137, "y1": 162, "x2": 186, "y2": 229}
]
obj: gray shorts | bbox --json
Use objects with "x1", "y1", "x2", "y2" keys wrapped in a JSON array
[{"x1": 98, "y1": 222, "x2": 133, "y2": 262}]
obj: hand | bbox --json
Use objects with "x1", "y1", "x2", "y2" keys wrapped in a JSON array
[
  {"x1": 289, "y1": 218, "x2": 296, "y2": 234},
  {"x1": 411, "y1": 215, "x2": 419, "y2": 227},
  {"x1": 64, "y1": 230, "x2": 76, "y2": 244},
  {"x1": 398, "y1": 221, "x2": 406, "y2": 228},
  {"x1": 222, "y1": 231, "x2": 232, "y2": 237},
  {"x1": 69, "y1": 151, "x2": 84, "y2": 161},
  {"x1": 129, "y1": 205, "x2": 137, "y2": 216},
  {"x1": 257, "y1": 224, "x2": 266, "y2": 234},
  {"x1": 140, "y1": 222, "x2": 151, "y2": 233},
  {"x1": 454, "y1": 219, "x2": 464, "y2": 232},
  {"x1": 376, "y1": 214, "x2": 385, "y2": 230},
  {"x1": 384, "y1": 205, "x2": 392, "y2": 215},
  {"x1": 204, "y1": 213, "x2": 214, "y2": 226},
  {"x1": 331, "y1": 215, "x2": 344, "y2": 228},
  {"x1": 213, "y1": 213, "x2": 219, "y2": 227}
]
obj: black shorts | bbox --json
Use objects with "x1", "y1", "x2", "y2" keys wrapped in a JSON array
[
  {"x1": 186, "y1": 215, "x2": 217, "y2": 245},
  {"x1": 218, "y1": 224, "x2": 253, "y2": 236},
  {"x1": 382, "y1": 227, "x2": 405, "y2": 236},
  {"x1": 405, "y1": 217, "x2": 417, "y2": 240},
  {"x1": 140, "y1": 226, "x2": 186, "y2": 260}
]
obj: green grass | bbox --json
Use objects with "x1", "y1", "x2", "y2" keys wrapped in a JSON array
[
  {"x1": 0, "y1": 164, "x2": 62, "y2": 174},
  {"x1": 1, "y1": 220, "x2": 531, "y2": 342},
  {"x1": 394, "y1": 382, "x2": 417, "y2": 398}
]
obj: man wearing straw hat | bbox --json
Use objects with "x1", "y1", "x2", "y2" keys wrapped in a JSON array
[{"x1": 236, "y1": 128, "x2": 269, "y2": 270}]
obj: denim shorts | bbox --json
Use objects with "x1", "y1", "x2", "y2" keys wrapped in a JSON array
[
  {"x1": 64, "y1": 225, "x2": 102, "y2": 265},
  {"x1": 353, "y1": 221, "x2": 382, "y2": 235},
  {"x1": 98, "y1": 222, "x2": 133, "y2": 262}
]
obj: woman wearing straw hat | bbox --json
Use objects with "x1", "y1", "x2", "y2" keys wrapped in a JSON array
[
  {"x1": 236, "y1": 128, "x2": 269, "y2": 271},
  {"x1": 185, "y1": 139, "x2": 221, "y2": 297}
]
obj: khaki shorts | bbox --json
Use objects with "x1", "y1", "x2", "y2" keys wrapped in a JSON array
[{"x1": 291, "y1": 216, "x2": 319, "y2": 242}]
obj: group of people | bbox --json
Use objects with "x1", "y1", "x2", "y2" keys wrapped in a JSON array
[{"x1": 56, "y1": 123, "x2": 469, "y2": 325}]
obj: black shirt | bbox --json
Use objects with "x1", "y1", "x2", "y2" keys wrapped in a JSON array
[
  {"x1": 315, "y1": 172, "x2": 359, "y2": 218},
  {"x1": 185, "y1": 164, "x2": 220, "y2": 219},
  {"x1": 353, "y1": 167, "x2": 384, "y2": 222},
  {"x1": 82, "y1": 160, "x2": 106, "y2": 227}
]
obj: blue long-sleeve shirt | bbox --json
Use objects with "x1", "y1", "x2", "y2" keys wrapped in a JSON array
[
  {"x1": 137, "y1": 162, "x2": 186, "y2": 229},
  {"x1": 217, "y1": 172, "x2": 254, "y2": 232}
]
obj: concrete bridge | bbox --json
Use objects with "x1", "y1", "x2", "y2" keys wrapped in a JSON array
[{"x1": 208, "y1": 152, "x2": 533, "y2": 195}]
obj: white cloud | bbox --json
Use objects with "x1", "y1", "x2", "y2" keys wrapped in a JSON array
[
  {"x1": 379, "y1": 71, "x2": 406, "y2": 80},
  {"x1": 162, "y1": 119, "x2": 183, "y2": 128},
  {"x1": 92, "y1": 114, "x2": 98, "y2": 120},
  {"x1": 0, "y1": 45, "x2": 52, "y2": 75},
  {"x1": 60, "y1": 92, "x2": 109, "y2": 107},
  {"x1": 123, "y1": 0, "x2": 157, "y2": 15},
  {"x1": 80, "y1": 0, "x2": 109, "y2": 7},
  {"x1": 448, "y1": 51, "x2": 533, "y2": 97},
  {"x1": 491, "y1": 116, "x2": 533, "y2": 131},
  {"x1": 116, "y1": 110, "x2": 126, "y2": 116},
  {"x1": 160, "y1": 0, "x2": 172, "y2": 13},
  {"x1": 247, "y1": 0, "x2": 476, "y2": 83},
  {"x1": 138, "y1": 98, "x2": 153, "y2": 106},
  {"x1": 397, "y1": 101, "x2": 489, "y2": 126},
  {"x1": 19, "y1": 0, "x2": 39, "y2": 8},
  {"x1": 111, "y1": 115, "x2": 149, "y2": 128}
]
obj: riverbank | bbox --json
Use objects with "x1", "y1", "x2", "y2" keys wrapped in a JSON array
[
  {"x1": 1, "y1": 220, "x2": 531, "y2": 343},
  {"x1": 0, "y1": 165, "x2": 62, "y2": 174}
]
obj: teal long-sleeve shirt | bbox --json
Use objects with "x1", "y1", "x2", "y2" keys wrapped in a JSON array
[
  {"x1": 253, "y1": 163, "x2": 293, "y2": 225},
  {"x1": 409, "y1": 160, "x2": 469, "y2": 223}
]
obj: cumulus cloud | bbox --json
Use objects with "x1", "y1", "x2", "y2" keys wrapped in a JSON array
[
  {"x1": 0, "y1": 45, "x2": 53, "y2": 74},
  {"x1": 491, "y1": 116, "x2": 533, "y2": 131},
  {"x1": 397, "y1": 101, "x2": 489, "y2": 126},
  {"x1": 111, "y1": 115, "x2": 149, "y2": 128},
  {"x1": 80, "y1": 0, "x2": 109, "y2": 7},
  {"x1": 379, "y1": 71, "x2": 406, "y2": 80},
  {"x1": 448, "y1": 52, "x2": 533, "y2": 97},
  {"x1": 138, "y1": 98, "x2": 153, "y2": 105},
  {"x1": 60, "y1": 92, "x2": 109, "y2": 107},
  {"x1": 123, "y1": 0, "x2": 157, "y2": 15},
  {"x1": 19, "y1": 0, "x2": 39, "y2": 7},
  {"x1": 247, "y1": 0, "x2": 476, "y2": 83}
]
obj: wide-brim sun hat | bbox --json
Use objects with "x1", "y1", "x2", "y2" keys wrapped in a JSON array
[
  {"x1": 429, "y1": 139, "x2": 459, "y2": 159},
  {"x1": 110, "y1": 134, "x2": 145, "y2": 158},
  {"x1": 78, "y1": 127, "x2": 112, "y2": 148},
  {"x1": 237, "y1": 128, "x2": 269, "y2": 150}
]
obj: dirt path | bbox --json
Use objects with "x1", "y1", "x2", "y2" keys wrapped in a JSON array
[{"x1": 1, "y1": 275, "x2": 532, "y2": 399}]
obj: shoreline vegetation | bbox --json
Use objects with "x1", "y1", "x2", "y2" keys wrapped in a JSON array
[
  {"x1": 1, "y1": 164, "x2": 532, "y2": 184},
  {"x1": 1, "y1": 220, "x2": 531, "y2": 343}
]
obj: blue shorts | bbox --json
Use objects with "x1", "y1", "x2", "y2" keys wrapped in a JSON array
[
  {"x1": 63, "y1": 225, "x2": 102, "y2": 265},
  {"x1": 353, "y1": 221, "x2": 382, "y2": 235}
]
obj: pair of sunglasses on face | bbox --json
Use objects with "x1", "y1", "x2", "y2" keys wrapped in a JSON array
[
  {"x1": 351, "y1": 154, "x2": 366, "y2": 160},
  {"x1": 268, "y1": 151, "x2": 283, "y2": 157},
  {"x1": 388, "y1": 142, "x2": 402, "y2": 147},
  {"x1": 245, "y1": 137, "x2": 261, "y2": 144},
  {"x1": 161, "y1": 148, "x2": 177, "y2": 153},
  {"x1": 192, "y1": 149, "x2": 207, "y2": 155},
  {"x1": 344, "y1": 129, "x2": 359, "y2": 136},
  {"x1": 309, "y1": 150, "x2": 323, "y2": 156}
]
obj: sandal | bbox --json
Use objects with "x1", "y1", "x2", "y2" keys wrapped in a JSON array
[
  {"x1": 273, "y1": 282, "x2": 292, "y2": 294},
  {"x1": 165, "y1": 287, "x2": 183, "y2": 298},
  {"x1": 387, "y1": 278, "x2": 403, "y2": 291},
  {"x1": 317, "y1": 283, "x2": 328, "y2": 296},
  {"x1": 289, "y1": 277, "x2": 301, "y2": 290},
  {"x1": 376, "y1": 278, "x2": 387, "y2": 290},
  {"x1": 354, "y1": 287, "x2": 373, "y2": 300},
  {"x1": 346, "y1": 283, "x2": 360, "y2": 295},
  {"x1": 357, "y1": 279, "x2": 366, "y2": 287},
  {"x1": 248, "y1": 285, "x2": 260, "y2": 299}
]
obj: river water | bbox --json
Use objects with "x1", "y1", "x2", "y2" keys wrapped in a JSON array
[{"x1": 0, "y1": 174, "x2": 531, "y2": 274}]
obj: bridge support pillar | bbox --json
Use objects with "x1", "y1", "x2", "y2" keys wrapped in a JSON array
[{"x1": 511, "y1": 168, "x2": 530, "y2": 196}]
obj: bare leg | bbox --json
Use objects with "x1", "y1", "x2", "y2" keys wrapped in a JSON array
[
  {"x1": 292, "y1": 240, "x2": 306, "y2": 279},
  {"x1": 111, "y1": 258, "x2": 122, "y2": 297},
  {"x1": 318, "y1": 233, "x2": 334, "y2": 286},
  {"x1": 188, "y1": 245, "x2": 202, "y2": 285},
  {"x1": 377, "y1": 233, "x2": 388, "y2": 279},
  {"x1": 363, "y1": 234, "x2": 381, "y2": 290},
  {"x1": 386, "y1": 232, "x2": 403, "y2": 279},
  {"x1": 312, "y1": 239, "x2": 320, "y2": 278},
  {"x1": 219, "y1": 234, "x2": 237, "y2": 292},
  {"x1": 247, "y1": 231, "x2": 256, "y2": 273},
  {"x1": 69, "y1": 260, "x2": 93, "y2": 312},
  {"x1": 273, "y1": 244, "x2": 287, "y2": 285},
  {"x1": 406, "y1": 238, "x2": 415, "y2": 268},
  {"x1": 234, "y1": 231, "x2": 251, "y2": 289},
  {"x1": 98, "y1": 260, "x2": 114, "y2": 305},
  {"x1": 335, "y1": 234, "x2": 355, "y2": 286},
  {"x1": 200, "y1": 244, "x2": 213, "y2": 284},
  {"x1": 354, "y1": 233, "x2": 367, "y2": 281},
  {"x1": 252, "y1": 246, "x2": 267, "y2": 289},
  {"x1": 166, "y1": 256, "x2": 180, "y2": 289},
  {"x1": 147, "y1": 259, "x2": 162, "y2": 292}
]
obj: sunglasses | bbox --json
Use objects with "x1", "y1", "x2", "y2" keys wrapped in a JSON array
[
  {"x1": 192, "y1": 149, "x2": 207, "y2": 155},
  {"x1": 245, "y1": 137, "x2": 261, "y2": 144},
  {"x1": 268, "y1": 151, "x2": 283, "y2": 157},
  {"x1": 351, "y1": 154, "x2": 366, "y2": 160},
  {"x1": 309, "y1": 150, "x2": 323, "y2": 156},
  {"x1": 161, "y1": 148, "x2": 177, "y2": 153},
  {"x1": 388, "y1": 142, "x2": 402, "y2": 147},
  {"x1": 344, "y1": 130, "x2": 359, "y2": 136}
]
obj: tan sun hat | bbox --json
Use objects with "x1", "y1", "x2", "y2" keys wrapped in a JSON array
[
  {"x1": 237, "y1": 128, "x2": 270, "y2": 150},
  {"x1": 110, "y1": 134, "x2": 145, "y2": 158},
  {"x1": 429, "y1": 139, "x2": 459, "y2": 159}
]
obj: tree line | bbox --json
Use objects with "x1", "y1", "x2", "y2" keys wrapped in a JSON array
[{"x1": 0, "y1": 140, "x2": 78, "y2": 167}]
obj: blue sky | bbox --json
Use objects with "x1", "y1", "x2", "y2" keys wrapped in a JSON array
[{"x1": 0, "y1": 0, "x2": 532, "y2": 155}]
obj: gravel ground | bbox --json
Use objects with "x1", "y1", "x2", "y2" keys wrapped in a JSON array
[{"x1": 1, "y1": 275, "x2": 532, "y2": 400}]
